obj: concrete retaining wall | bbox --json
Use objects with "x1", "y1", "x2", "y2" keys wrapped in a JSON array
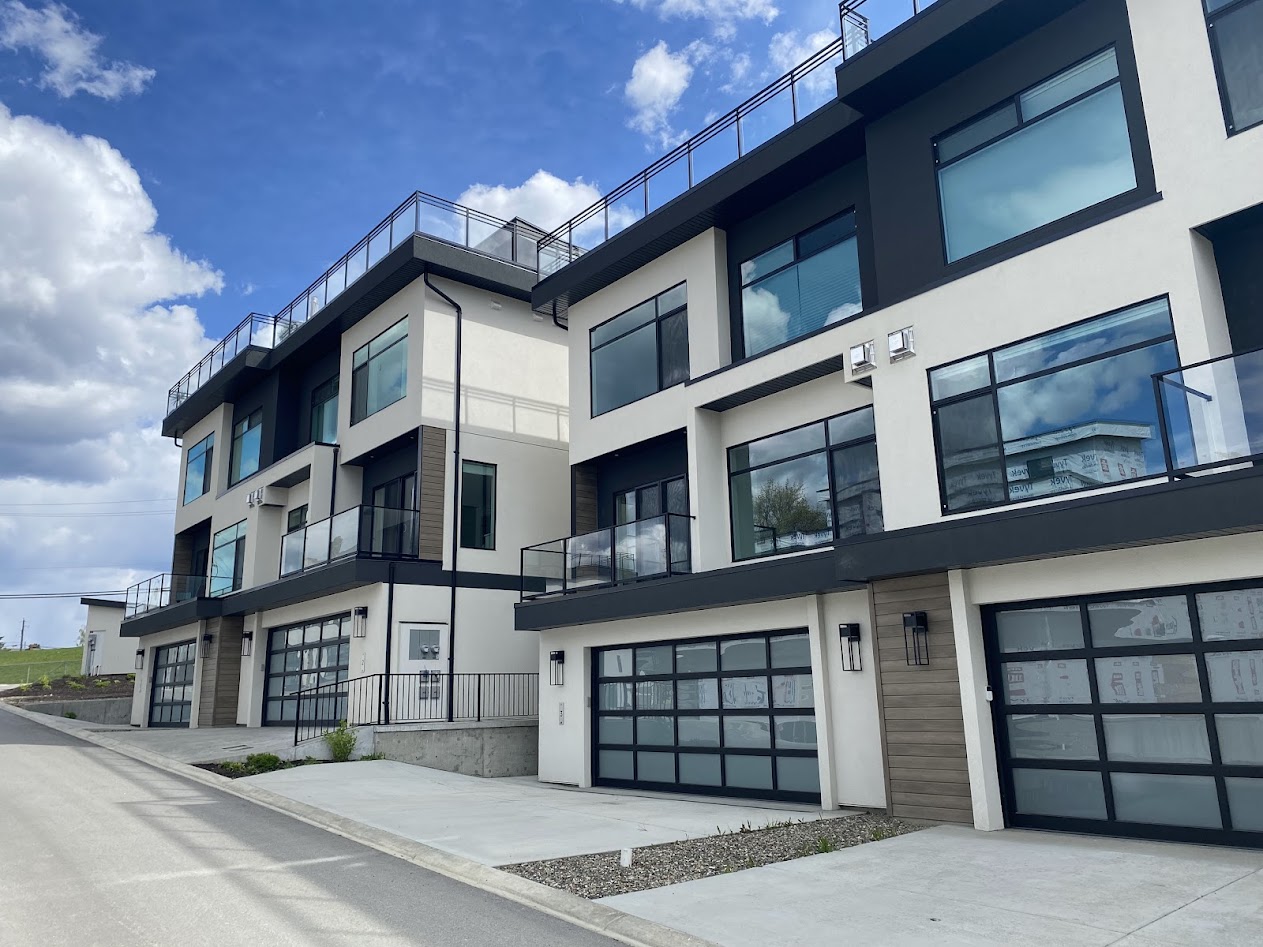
[
  {"x1": 372, "y1": 720, "x2": 538, "y2": 777},
  {"x1": 19, "y1": 698, "x2": 132, "y2": 725}
]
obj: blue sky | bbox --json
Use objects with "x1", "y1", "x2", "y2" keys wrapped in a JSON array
[{"x1": 0, "y1": 0, "x2": 923, "y2": 647}]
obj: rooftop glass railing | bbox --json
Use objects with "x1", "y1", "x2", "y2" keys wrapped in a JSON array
[
  {"x1": 125, "y1": 573, "x2": 206, "y2": 618},
  {"x1": 1156, "y1": 347, "x2": 1263, "y2": 476},
  {"x1": 168, "y1": 192, "x2": 554, "y2": 416}
]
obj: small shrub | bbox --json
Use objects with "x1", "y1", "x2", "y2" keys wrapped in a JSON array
[
  {"x1": 244, "y1": 752, "x2": 285, "y2": 774},
  {"x1": 358, "y1": 751, "x2": 386, "y2": 761},
  {"x1": 16, "y1": 684, "x2": 31, "y2": 693},
  {"x1": 68, "y1": 681, "x2": 86, "y2": 690},
  {"x1": 126, "y1": 673, "x2": 136, "y2": 682},
  {"x1": 323, "y1": 721, "x2": 357, "y2": 762},
  {"x1": 870, "y1": 825, "x2": 895, "y2": 842},
  {"x1": 815, "y1": 836, "x2": 836, "y2": 854},
  {"x1": 37, "y1": 674, "x2": 51, "y2": 690},
  {"x1": 63, "y1": 711, "x2": 77, "y2": 719},
  {"x1": 219, "y1": 761, "x2": 248, "y2": 777},
  {"x1": 94, "y1": 679, "x2": 113, "y2": 688}
]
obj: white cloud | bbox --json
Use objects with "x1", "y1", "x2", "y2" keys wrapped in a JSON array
[
  {"x1": 0, "y1": 1, "x2": 154, "y2": 99},
  {"x1": 723, "y1": 51, "x2": 752, "y2": 92},
  {"x1": 0, "y1": 102, "x2": 220, "y2": 645},
  {"x1": 618, "y1": 0, "x2": 778, "y2": 39},
  {"x1": 458, "y1": 170, "x2": 605, "y2": 232},
  {"x1": 767, "y1": 26, "x2": 839, "y2": 107},
  {"x1": 626, "y1": 40, "x2": 712, "y2": 149}
]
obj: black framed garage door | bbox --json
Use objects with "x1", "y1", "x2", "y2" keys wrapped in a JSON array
[
  {"x1": 593, "y1": 630, "x2": 820, "y2": 803},
  {"x1": 149, "y1": 640, "x2": 196, "y2": 728},
  {"x1": 987, "y1": 580, "x2": 1263, "y2": 847},
  {"x1": 262, "y1": 615, "x2": 351, "y2": 726}
]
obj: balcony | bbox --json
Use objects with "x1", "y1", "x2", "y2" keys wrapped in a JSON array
[
  {"x1": 1157, "y1": 347, "x2": 1263, "y2": 476},
  {"x1": 281, "y1": 505, "x2": 422, "y2": 577},
  {"x1": 125, "y1": 573, "x2": 206, "y2": 618},
  {"x1": 520, "y1": 513, "x2": 693, "y2": 600},
  {"x1": 168, "y1": 192, "x2": 552, "y2": 416}
]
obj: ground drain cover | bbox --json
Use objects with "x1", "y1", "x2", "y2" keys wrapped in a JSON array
[{"x1": 221, "y1": 744, "x2": 250, "y2": 750}]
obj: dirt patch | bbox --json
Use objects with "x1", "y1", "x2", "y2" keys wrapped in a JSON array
[
  {"x1": 3, "y1": 674, "x2": 135, "y2": 702},
  {"x1": 194, "y1": 756, "x2": 325, "y2": 779},
  {"x1": 501, "y1": 814, "x2": 923, "y2": 899}
]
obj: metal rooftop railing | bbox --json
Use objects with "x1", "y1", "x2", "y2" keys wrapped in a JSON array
[
  {"x1": 535, "y1": 1, "x2": 940, "y2": 280},
  {"x1": 167, "y1": 192, "x2": 553, "y2": 416}
]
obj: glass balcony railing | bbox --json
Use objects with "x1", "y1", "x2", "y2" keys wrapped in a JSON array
[
  {"x1": 520, "y1": 513, "x2": 693, "y2": 600},
  {"x1": 1156, "y1": 347, "x2": 1263, "y2": 475},
  {"x1": 168, "y1": 192, "x2": 550, "y2": 416},
  {"x1": 280, "y1": 505, "x2": 421, "y2": 577},
  {"x1": 125, "y1": 573, "x2": 207, "y2": 618}
]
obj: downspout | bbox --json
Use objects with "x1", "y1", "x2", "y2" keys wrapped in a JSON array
[
  {"x1": 383, "y1": 561, "x2": 395, "y2": 724},
  {"x1": 551, "y1": 300, "x2": 567, "y2": 332},
  {"x1": 328, "y1": 445, "x2": 339, "y2": 520},
  {"x1": 423, "y1": 272, "x2": 462, "y2": 723}
]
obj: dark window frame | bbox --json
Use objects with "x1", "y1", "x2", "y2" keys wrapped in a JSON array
[
  {"x1": 182, "y1": 432, "x2": 214, "y2": 505},
  {"x1": 1204, "y1": 0, "x2": 1263, "y2": 137},
  {"x1": 927, "y1": 295, "x2": 1180, "y2": 516},
  {"x1": 735, "y1": 210, "x2": 861, "y2": 361},
  {"x1": 310, "y1": 375, "x2": 339, "y2": 445},
  {"x1": 148, "y1": 639, "x2": 197, "y2": 728},
  {"x1": 614, "y1": 475, "x2": 690, "y2": 527},
  {"x1": 286, "y1": 505, "x2": 308, "y2": 534},
  {"x1": 351, "y1": 316, "x2": 409, "y2": 425},
  {"x1": 986, "y1": 576, "x2": 1263, "y2": 847},
  {"x1": 932, "y1": 44, "x2": 1140, "y2": 267},
  {"x1": 228, "y1": 409, "x2": 263, "y2": 487},
  {"x1": 726, "y1": 404, "x2": 881, "y2": 564},
  {"x1": 262, "y1": 614, "x2": 351, "y2": 727},
  {"x1": 209, "y1": 520, "x2": 247, "y2": 597},
  {"x1": 460, "y1": 460, "x2": 497, "y2": 551},
  {"x1": 589, "y1": 282, "x2": 689, "y2": 418}
]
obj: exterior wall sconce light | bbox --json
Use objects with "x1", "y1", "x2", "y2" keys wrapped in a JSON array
[
  {"x1": 353, "y1": 606, "x2": 369, "y2": 638},
  {"x1": 839, "y1": 624, "x2": 862, "y2": 672},
  {"x1": 135, "y1": 648, "x2": 145, "y2": 670},
  {"x1": 241, "y1": 630, "x2": 253, "y2": 657},
  {"x1": 549, "y1": 650, "x2": 565, "y2": 686},
  {"x1": 849, "y1": 341, "x2": 876, "y2": 375},
  {"x1": 903, "y1": 611, "x2": 930, "y2": 666},
  {"x1": 888, "y1": 327, "x2": 916, "y2": 362},
  {"x1": 201, "y1": 633, "x2": 214, "y2": 658}
]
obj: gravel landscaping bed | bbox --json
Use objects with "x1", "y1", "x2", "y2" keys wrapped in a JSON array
[{"x1": 501, "y1": 813, "x2": 922, "y2": 899}]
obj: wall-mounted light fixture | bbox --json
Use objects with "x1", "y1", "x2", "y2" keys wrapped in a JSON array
[
  {"x1": 135, "y1": 648, "x2": 145, "y2": 670},
  {"x1": 240, "y1": 630, "x2": 254, "y2": 657},
  {"x1": 888, "y1": 327, "x2": 916, "y2": 362},
  {"x1": 839, "y1": 624, "x2": 862, "y2": 672},
  {"x1": 849, "y1": 340, "x2": 876, "y2": 375},
  {"x1": 201, "y1": 633, "x2": 214, "y2": 658},
  {"x1": 903, "y1": 611, "x2": 929, "y2": 666},
  {"x1": 352, "y1": 606, "x2": 368, "y2": 638},
  {"x1": 549, "y1": 650, "x2": 566, "y2": 686}
]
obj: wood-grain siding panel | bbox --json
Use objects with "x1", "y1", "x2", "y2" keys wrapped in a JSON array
[{"x1": 419, "y1": 426, "x2": 447, "y2": 561}]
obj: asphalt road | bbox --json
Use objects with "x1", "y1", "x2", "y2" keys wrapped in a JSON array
[{"x1": 0, "y1": 711, "x2": 617, "y2": 947}]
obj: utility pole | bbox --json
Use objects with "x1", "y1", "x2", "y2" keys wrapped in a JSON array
[{"x1": 19, "y1": 619, "x2": 25, "y2": 651}]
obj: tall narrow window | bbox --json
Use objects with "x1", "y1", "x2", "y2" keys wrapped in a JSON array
[
  {"x1": 310, "y1": 376, "x2": 339, "y2": 444},
  {"x1": 182, "y1": 433, "x2": 214, "y2": 505},
  {"x1": 738, "y1": 212, "x2": 862, "y2": 358},
  {"x1": 229, "y1": 411, "x2": 262, "y2": 486},
  {"x1": 728, "y1": 406, "x2": 882, "y2": 561},
  {"x1": 460, "y1": 461, "x2": 497, "y2": 550},
  {"x1": 1205, "y1": 0, "x2": 1263, "y2": 135},
  {"x1": 935, "y1": 47, "x2": 1138, "y2": 263},
  {"x1": 590, "y1": 284, "x2": 689, "y2": 416},
  {"x1": 209, "y1": 521, "x2": 247, "y2": 597},
  {"x1": 351, "y1": 317, "x2": 408, "y2": 423},
  {"x1": 928, "y1": 298, "x2": 1178, "y2": 513}
]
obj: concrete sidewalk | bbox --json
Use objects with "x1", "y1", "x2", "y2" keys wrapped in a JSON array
[
  {"x1": 244, "y1": 760, "x2": 830, "y2": 865},
  {"x1": 603, "y1": 824, "x2": 1263, "y2": 947}
]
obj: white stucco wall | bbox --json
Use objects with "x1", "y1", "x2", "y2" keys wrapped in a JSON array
[{"x1": 81, "y1": 603, "x2": 131, "y2": 676}]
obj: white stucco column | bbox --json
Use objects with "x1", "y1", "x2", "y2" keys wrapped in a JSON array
[
  {"x1": 948, "y1": 569, "x2": 1004, "y2": 831},
  {"x1": 806, "y1": 595, "x2": 839, "y2": 810}
]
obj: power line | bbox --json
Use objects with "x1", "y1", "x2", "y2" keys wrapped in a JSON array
[
  {"x1": 0, "y1": 497, "x2": 176, "y2": 507},
  {"x1": 0, "y1": 511, "x2": 174, "y2": 519},
  {"x1": 0, "y1": 591, "x2": 127, "y2": 600}
]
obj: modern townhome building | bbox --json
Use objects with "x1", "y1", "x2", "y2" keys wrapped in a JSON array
[
  {"x1": 515, "y1": 0, "x2": 1263, "y2": 849},
  {"x1": 80, "y1": 597, "x2": 130, "y2": 676},
  {"x1": 121, "y1": 194, "x2": 569, "y2": 731}
]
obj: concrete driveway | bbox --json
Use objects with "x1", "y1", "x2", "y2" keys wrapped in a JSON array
[{"x1": 603, "y1": 824, "x2": 1263, "y2": 947}]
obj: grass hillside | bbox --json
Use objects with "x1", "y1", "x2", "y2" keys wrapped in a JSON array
[{"x1": 0, "y1": 647, "x2": 82, "y2": 684}]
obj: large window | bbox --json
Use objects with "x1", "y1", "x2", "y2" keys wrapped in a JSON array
[
  {"x1": 229, "y1": 410, "x2": 262, "y2": 486},
  {"x1": 590, "y1": 284, "x2": 689, "y2": 416},
  {"x1": 738, "y1": 213, "x2": 862, "y2": 358},
  {"x1": 351, "y1": 317, "x2": 408, "y2": 424},
  {"x1": 460, "y1": 461, "x2": 496, "y2": 550},
  {"x1": 210, "y1": 520, "x2": 247, "y2": 597},
  {"x1": 182, "y1": 433, "x2": 214, "y2": 505},
  {"x1": 935, "y1": 47, "x2": 1138, "y2": 263},
  {"x1": 929, "y1": 298, "x2": 1178, "y2": 513},
  {"x1": 1206, "y1": 0, "x2": 1263, "y2": 135},
  {"x1": 310, "y1": 376, "x2": 338, "y2": 444},
  {"x1": 728, "y1": 405, "x2": 883, "y2": 561}
]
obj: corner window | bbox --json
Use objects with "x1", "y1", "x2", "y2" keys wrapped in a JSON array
[
  {"x1": 738, "y1": 213, "x2": 862, "y2": 358},
  {"x1": 1206, "y1": 0, "x2": 1263, "y2": 135},
  {"x1": 728, "y1": 405, "x2": 882, "y2": 561},
  {"x1": 311, "y1": 376, "x2": 338, "y2": 444},
  {"x1": 210, "y1": 521, "x2": 247, "y2": 597},
  {"x1": 590, "y1": 284, "x2": 689, "y2": 416},
  {"x1": 935, "y1": 47, "x2": 1137, "y2": 263},
  {"x1": 229, "y1": 411, "x2": 262, "y2": 486},
  {"x1": 182, "y1": 433, "x2": 214, "y2": 505},
  {"x1": 929, "y1": 298, "x2": 1178, "y2": 513},
  {"x1": 351, "y1": 317, "x2": 408, "y2": 424},
  {"x1": 286, "y1": 505, "x2": 308, "y2": 533},
  {"x1": 460, "y1": 461, "x2": 496, "y2": 550}
]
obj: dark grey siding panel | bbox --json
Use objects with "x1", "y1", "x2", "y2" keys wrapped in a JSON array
[
  {"x1": 572, "y1": 463, "x2": 598, "y2": 535},
  {"x1": 361, "y1": 437, "x2": 421, "y2": 506},
  {"x1": 419, "y1": 426, "x2": 447, "y2": 562},
  {"x1": 198, "y1": 615, "x2": 244, "y2": 727},
  {"x1": 229, "y1": 373, "x2": 283, "y2": 476},
  {"x1": 590, "y1": 430, "x2": 688, "y2": 530},
  {"x1": 871, "y1": 575, "x2": 972, "y2": 823},
  {"x1": 1208, "y1": 208, "x2": 1263, "y2": 354}
]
